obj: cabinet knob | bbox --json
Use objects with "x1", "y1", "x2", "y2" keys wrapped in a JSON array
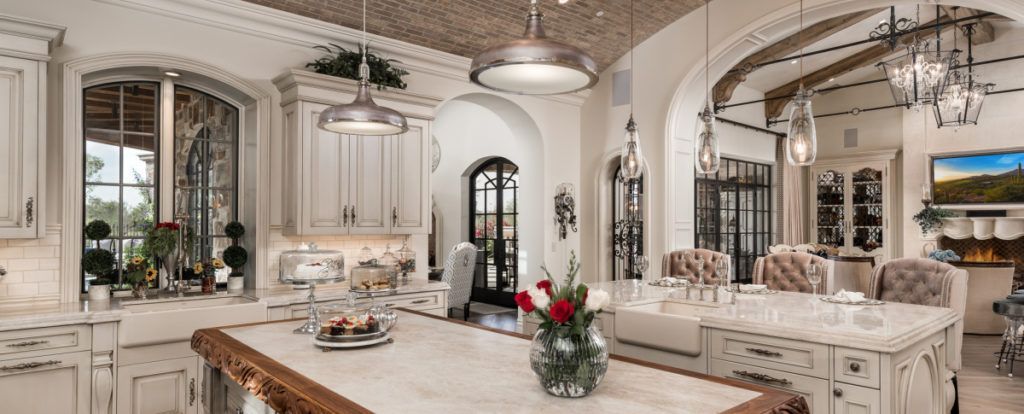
[
  {"x1": 849, "y1": 361, "x2": 861, "y2": 372},
  {"x1": 833, "y1": 387, "x2": 844, "y2": 398}
]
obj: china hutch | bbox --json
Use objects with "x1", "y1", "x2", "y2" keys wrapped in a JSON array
[{"x1": 809, "y1": 150, "x2": 899, "y2": 262}]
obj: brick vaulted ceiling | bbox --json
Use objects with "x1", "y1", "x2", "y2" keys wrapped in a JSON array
[{"x1": 243, "y1": 0, "x2": 706, "y2": 71}]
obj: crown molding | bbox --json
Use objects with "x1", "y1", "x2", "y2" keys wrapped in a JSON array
[
  {"x1": 94, "y1": 0, "x2": 590, "y2": 107},
  {"x1": 0, "y1": 13, "x2": 66, "y2": 60}
]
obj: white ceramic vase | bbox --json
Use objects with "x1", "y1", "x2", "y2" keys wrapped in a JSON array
[
  {"x1": 227, "y1": 276, "x2": 244, "y2": 292},
  {"x1": 88, "y1": 284, "x2": 110, "y2": 301}
]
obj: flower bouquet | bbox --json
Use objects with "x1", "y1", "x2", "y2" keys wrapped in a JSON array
[
  {"x1": 146, "y1": 222, "x2": 180, "y2": 290},
  {"x1": 515, "y1": 252, "x2": 610, "y2": 398},
  {"x1": 123, "y1": 256, "x2": 157, "y2": 299}
]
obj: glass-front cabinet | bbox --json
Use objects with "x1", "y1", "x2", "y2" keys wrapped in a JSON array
[{"x1": 809, "y1": 151, "x2": 897, "y2": 262}]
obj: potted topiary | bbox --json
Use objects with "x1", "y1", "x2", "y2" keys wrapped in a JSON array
[
  {"x1": 83, "y1": 220, "x2": 114, "y2": 300},
  {"x1": 223, "y1": 221, "x2": 248, "y2": 291}
]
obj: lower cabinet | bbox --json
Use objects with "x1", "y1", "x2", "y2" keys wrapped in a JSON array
[
  {"x1": 0, "y1": 349, "x2": 92, "y2": 413},
  {"x1": 117, "y1": 356, "x2": 203, "y2": 414},
  {"x1": 833, "y1": 382, "x2": 881, "y2": 414}
]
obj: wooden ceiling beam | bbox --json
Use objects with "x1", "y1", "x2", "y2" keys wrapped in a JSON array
[
  {"x1": 764, "y1": 15, "x2": 955, "y2": 119},
  {"x1": 940, "y1": 6, "x2": 995, "y2": 45},
  {"x1": 712, "y1": 8, "x2": 884, "y2": 105}
]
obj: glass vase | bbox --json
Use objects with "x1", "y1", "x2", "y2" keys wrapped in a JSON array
[{"x1": 529, "y1": 325, "x2": 609, "y2": 398}]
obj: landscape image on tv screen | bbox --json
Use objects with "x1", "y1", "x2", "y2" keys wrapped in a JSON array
[{"x1": 933, "y1": 151, "x2": 1024, "y2": 204}]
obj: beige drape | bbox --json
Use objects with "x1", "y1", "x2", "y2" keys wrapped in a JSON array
[{"x1": 782, "y1": 159, "x2": 805, "y2": 245}]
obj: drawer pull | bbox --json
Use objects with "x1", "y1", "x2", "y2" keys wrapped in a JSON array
[
  {"x1": 1, "y1": 360, "x2": 61, "y2": 371},
  {"x1": 411, "y1": 299, "x2": 430, "y2": 304},
  {"x1": 849, "y1": 362, "x2": 861, "y2": 372},
  {"x1": 189, "y1": 378, "x2": 196, "y2": 406},
  {"x1": 745, "y1": 347, "x2": 783, "y2": 358},
  {"x1": 833, "y1": 387, "x2": 844, "y2": 398},
  {"x1": 6, "y1": 340, "x2": 49, "y2": 348},
  {"x1": 732, "y1": 370, "x2": 792, "y2": 387}
]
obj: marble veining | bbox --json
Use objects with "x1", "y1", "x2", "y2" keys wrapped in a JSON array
[{"x1": 222, "y1": 311, "x2": 764, "y2": 414}]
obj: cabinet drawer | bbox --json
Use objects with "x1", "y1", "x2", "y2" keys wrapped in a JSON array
[
  {"x1": 833, "y1": 382, "x2": 881, "y2": 414},
  {"x1": 711, "y1": 329, "x2": 829, "y2": 378},
  {"x1": 711, "y1": 358, "x2": 828, "y2": 414},
  {"x1": 834, "y1": 346, "x2": 880, "y2": 389},
  {"x1": 0, "y1": 325, "x2": 91, "y2": 359}
]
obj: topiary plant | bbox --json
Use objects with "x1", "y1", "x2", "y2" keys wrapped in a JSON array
[
  {"x1": 306, "y1": 44, "x2": 409, "y2": 90},
  {"x1": 222, "y1": 245, "x2": 248, "y2": 276},
  {"x1": 224, "y1": 221, "x2": 245, "y2": 239},
  {"x1": 85, "y1": 220, "x2": 112, "y2": 243},
  {"x1": 90, "y1": 277, "x2": 112, "y2": 286},
  {"x1": 82, "y1": 249, "x2": 115, "y2": 276}
]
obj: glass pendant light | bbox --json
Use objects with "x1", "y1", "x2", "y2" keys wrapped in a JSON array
[
  {"x1": 785, "y1": 0, "x2": 817, "y2": 167},
  {"x1": 469, "y1": 0, "x2": 598, "y2": 95},
  {"x1": 318, "y1": 0, "x2": 408, "y2": 135},
  {"x1": 620, "y1": 0, "x2": 643, "y2": 181},
  {"x1": 695, "y1": 0, "x2": 720, "y2": 174}
]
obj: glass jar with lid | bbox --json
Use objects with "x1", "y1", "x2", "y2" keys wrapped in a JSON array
[
  {"x1": 317, "y1": 292, "x2": 381, "y2": 337},
  {"x1": 279, "y1": 243, "x2": 345, "y2": 284},
  {"x1": 350, "y1": 260, "x2": 397, "y2": 293}
]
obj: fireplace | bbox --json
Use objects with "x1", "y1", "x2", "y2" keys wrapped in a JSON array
[{"x1": 937, "y1": 237, "x2": 1023, "y2": 290}]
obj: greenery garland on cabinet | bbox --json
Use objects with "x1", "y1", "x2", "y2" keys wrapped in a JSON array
[{"x1": 306, "y1": 44, "x2": 409, "y2": 90}]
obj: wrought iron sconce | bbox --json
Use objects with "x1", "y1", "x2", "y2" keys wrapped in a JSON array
[{"x1": 554, "y1": 183, "x2": 577, "y2": 240}]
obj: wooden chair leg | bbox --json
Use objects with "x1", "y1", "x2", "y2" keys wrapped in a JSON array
[{"x1": 463, "y1": 302, "x2": 470, "y2": 321}]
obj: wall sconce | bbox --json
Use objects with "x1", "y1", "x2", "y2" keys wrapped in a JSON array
[{"x1": 554, "y1": 183, "x2": 578, "y2": 240}]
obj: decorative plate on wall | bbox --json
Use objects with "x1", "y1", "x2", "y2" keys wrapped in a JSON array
[{"x1": 431, "y1": 136, "x2": 441, "y2": 172}]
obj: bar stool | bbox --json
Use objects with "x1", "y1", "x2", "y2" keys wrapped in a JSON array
[{"x1": 993, "y1": 298, "x2": 1024, "y2": 377}]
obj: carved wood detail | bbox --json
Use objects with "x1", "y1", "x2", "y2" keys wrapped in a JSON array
[{"x1": 91, "y1": 351, "x2": 113, "y2": 414}]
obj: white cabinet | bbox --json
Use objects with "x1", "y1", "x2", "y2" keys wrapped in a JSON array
[
  {"x1": 833, "y1": 383, "x2": 881, "y2": 414},
  {"x1": 0, "y1": 350, "x2": 92, "y2": 413},
  {"x1": 0, "y1": 17, "x2": 64, "y2": 238},
  {"x1": 276, "y1": 69, "x2": 439, "y2": 236},
  {"x1": 117, "y1": 356, "x2": 201, "y2": 414},
  {"x1": 809, "y1": 150, "x2": 899, "y2": 262}
]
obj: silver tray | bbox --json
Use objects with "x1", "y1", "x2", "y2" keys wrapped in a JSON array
[
  {"x1": 315, "y1": 329, "x2": 387, "y2": 343},
  {"x1": 648, "y1": 280, "x2": 690, "y2": 288},
  {"x1": 313, "y1": 332, "x2": 392, "y2": 350},
  {"x1": 279, "y1": 275, "x2": 346, "y2": 286},
  {"x1": 735, "y1": 288, "x2": 778, "y2": 295},
  {"x1": 820, "y1": 296, "x2": 885, "y2": 306}
]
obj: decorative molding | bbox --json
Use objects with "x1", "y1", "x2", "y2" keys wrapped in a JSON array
[
  {"x1": 91, "y1": 352, "x2": 114, "y2": 414},
  {"x1": 939, "y1": 217, "x2": 1024, "y2": 241},
  {"x1": 813, "y1": 148, "x2": 900, "y2": 166},
  {"x1": 0, "y1": 13, "x2": 66, "y2": 60},
  {"x1": 272, "y1": 68, "x2": 442, "y2": 118}
]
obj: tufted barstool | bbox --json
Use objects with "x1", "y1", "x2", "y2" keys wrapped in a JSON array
[
  {"x1": 661, "y1": 249, "x2": 731, "y2": 285},
  {"x1": 752, "y1": 252, "x2": 834, "y2": 294},
  {"x1": 867, "y1": 258, "x2": 968, "y2": 409}
]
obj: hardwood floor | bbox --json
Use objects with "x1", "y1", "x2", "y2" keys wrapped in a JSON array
[
  {"x1": 451, "y1": 306, "x2": 519, "y2": 333},
  {"x1": 958, "y1": 334, "x2": 1023, "y2": 414}
]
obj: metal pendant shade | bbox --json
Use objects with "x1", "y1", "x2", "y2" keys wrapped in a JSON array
[
  {"x1": 695, "y1": 106, "x2": 720, "y2": 174},
  {"x1": 620, "y1": 116, "x2": 643, "y2": 180},
  {"x1": 785, "y1": 88, "x2": 817, "y2": 166},
  {"x1": 469, "y1": 2, "x2": 598, "y2": 95},
  {"x1": 877, "y1": 40, "x2": 958, "y2": 108},
  {"x1": 317, "y1": 0, "x2": 408, "y2": 136},
  {"x1": 934, "y1": 21, "x2": 993, "y2": 128}
]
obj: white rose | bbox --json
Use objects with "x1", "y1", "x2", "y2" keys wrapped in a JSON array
[
  {"x1": 528, "y1": 286, "x2": 550, "y2": 310},
  {"x1": 584, "y1": 289, "x2": 610, "y2": 312}
]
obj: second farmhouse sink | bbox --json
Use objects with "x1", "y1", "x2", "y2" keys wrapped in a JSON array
[
  {"x1": 118, "y1": 294, "x2": 267, "y2": 348},
  {"x1": 614, "y1": 300, "x2": 718, "y2": 356}
]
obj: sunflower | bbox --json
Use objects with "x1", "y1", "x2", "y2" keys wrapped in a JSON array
[
  {"x1": 145, "y1": 268, "x2": 158, "y2": 282},
  {"x1": 193, "y1": 262, "x2": 204, "y2": 274},
  {"x1": 212, "y1": 258, "x2": 225, "y2": 269},
  {"x1": 131, "y1": 257, "x2": 143, "y2": 265}
]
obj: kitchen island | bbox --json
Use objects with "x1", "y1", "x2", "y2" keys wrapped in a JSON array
[{"x1": 192, "y1": 309, "x2": 808, "y2": 413}]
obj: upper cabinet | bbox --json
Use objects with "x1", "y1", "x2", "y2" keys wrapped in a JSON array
[
  {"x1": 275, "y1": 70, "x2": 440, "y2": 236},
  {"x1": 0, "y1": 16, "x2": 65, "y2": 238}
]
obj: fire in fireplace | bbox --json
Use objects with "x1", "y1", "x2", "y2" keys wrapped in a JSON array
[
  {"x1": 963, "y1": 247, "x2": 1005, "y2": 262},
  {"x1": 937, "y1": 237, "x2": 1023, "y2": 289}
]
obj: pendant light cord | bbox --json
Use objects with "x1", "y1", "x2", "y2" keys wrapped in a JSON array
[
  {"x1": 630, "y1": 0, "x2": 635, "y2": 117},
  {"x1": 798, "y1": 0, "x2": 804, "y2": 89},
  {"x1": 360, "y1": 0, "x2": 368, "y2": 82},
  {"x1": 705, "y1": 0, "x2": 710, "y2": 107}
]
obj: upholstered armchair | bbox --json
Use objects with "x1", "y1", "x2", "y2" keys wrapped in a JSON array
[
  {"x1": 752, "y1": 252, "x2": 835, "y2": 294},
  {"x1": 441, "y1": 242, "x2": 478, "y2": 321},
  {"x1": 867, "y1": 258, "x2": 968, "y2": 408},
  {"x1": 661, "y1": 249, "x2": 731, "y2": 285}
]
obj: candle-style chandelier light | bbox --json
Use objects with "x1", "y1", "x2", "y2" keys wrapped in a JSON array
[
  {"x1": 934, "y1": 10, "x2": 994, "y2": 128},
  {"x1": 876, "y1": 6, "x2": 958, "y2": 109}
]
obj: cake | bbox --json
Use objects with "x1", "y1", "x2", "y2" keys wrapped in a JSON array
[
  {"x1": 293, "y1": 262, "x2": 329, "y2": 279},
  {"x1": 319, "y1": 314, "x2": 379, "y2": 336}
]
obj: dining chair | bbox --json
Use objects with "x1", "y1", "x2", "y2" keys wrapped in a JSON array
[
  {"x1": 441, "y1": 242, "x2": 478, "y2": 321},
  {"x1": 867, "y1": 258, "x2": 968, "y2": 409},
  {"x1": 752, "y1": 252, "x2": 834, "y2": 294},
  {"x1": 661, "y1": 249, "x2": 731, "y2": 285}
]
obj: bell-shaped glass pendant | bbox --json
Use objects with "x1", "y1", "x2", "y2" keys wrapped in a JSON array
[
  {"x1": 620, "y1": 115, "x2": 643, "y2": 180},
  {"x1": 694, "y1": 105, "x2": 720, "y2": 174},
  {"x1": 785, "y1": 88, "x2": 817, "y2": 166}
]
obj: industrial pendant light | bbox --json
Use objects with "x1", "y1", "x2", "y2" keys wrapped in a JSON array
[
  {"x1": 785, "y1": 0, "x2": 817, "y2": 166},
  {"x1": 695, "y1": 0, "x2": 720, "y2": 174},
  {"x1": 318, "y1": 0, "x2": 408, "y2": 135},
  {"x1": 469, "y1": 0, "x2": 599, "y2": 95},
  {"x1": 620, "y1": 0, "x2": 643, "y2": 181}
]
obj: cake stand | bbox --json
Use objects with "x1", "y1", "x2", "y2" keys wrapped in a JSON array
[{"x1": 281, "y1": 276, "x2": 345, "y2": 334}]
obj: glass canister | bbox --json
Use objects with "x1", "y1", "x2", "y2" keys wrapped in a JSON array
[
  {"x1": 350, "y1": 260, "x2": 396, "y2": 292},
  {"x1": 279, "y1": 243, "x2": 345, "y2": 283},
  {"x1": 318, "y1": 293, "x2": 381, "y2": 337}
]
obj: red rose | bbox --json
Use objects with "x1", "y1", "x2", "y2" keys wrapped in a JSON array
[
  {"x1": 549, "y1": 299, "x2": 575, "y2": 324},
  {"x1": 536, "y1": 280, "x2": 553, "y2": 296},
  {"x1": 515, "y1": 290, "x2": 535, "y2": 313}
]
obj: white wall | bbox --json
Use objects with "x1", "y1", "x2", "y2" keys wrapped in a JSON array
[
  {"x1": 1, "y1": 0, "x2": 581, "y2": 303},
  {"x1": 718, "y1": 85, "x2": 777, "y2": 164},
  {"x1": 814, "y1": 82, "x2": 904, "y2": 158}
]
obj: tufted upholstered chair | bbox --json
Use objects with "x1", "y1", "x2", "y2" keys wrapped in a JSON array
[
  {"x1": 867, "y1": 258, "x2": 968, "y2": 407},
  {"x1": 441, "y1": 242, "x2": 478, "y2": 321},
  {"x1": 752, "y1": 252, "x2": 835, "y2": 294},
  {"x1": 661, "y1": 249, "x2": 731, "y2": 285}
]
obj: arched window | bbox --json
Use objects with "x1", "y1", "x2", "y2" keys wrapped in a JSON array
[
  {"x1": 469, "y1": 158, "x2": 519, "y2": 307},
  {"x1": 82, "y1": 80, "x2": 238, "y2": 290},
  {"x1": 612, "y1": 167, "x2": 644, "y2": 280}
]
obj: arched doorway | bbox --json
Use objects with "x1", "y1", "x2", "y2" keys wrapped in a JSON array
[{"x1": 469, "y1": 157, "x2": 520, "y2": 307}]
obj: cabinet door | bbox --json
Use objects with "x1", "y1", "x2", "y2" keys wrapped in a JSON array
[
  {"x1": 848, "y1": 165, "x2": 886, "y2": 261},
  {"x1": 117, "y1": 356, "x2": 199, "y2": 414},
  {"x1": 390, "y1": 118, "x2": 430, "y2": 234},
  {"x1": 349, "y1": 134, "x2": 391, "y2": 234},
  {"x1": 0, "y1": 56, "x2": 42, "y2": 238},
  {"x1": 0, "y1": 350, "x2": 91, "y2": 413},
  {"x1": 299, "y1": 102, "x2": 350, "y2": 235},
  {"x1": 811, "y1": 167, "x2": 847, "y2": 248},
  {"x1": 833, "y1": 382, "x2": 881, "y2": 414}
]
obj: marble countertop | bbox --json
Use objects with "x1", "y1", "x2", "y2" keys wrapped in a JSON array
[
  {"x1": 588, "y1": 280, "x2": 960, "y2": 353},
  {"x1": 194, "y1": 310, "x2": 806, "y2": 414}
]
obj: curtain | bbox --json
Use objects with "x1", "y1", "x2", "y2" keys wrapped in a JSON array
[{"x1": 781, "y1": 145, "x2": 805, "y2": 245}]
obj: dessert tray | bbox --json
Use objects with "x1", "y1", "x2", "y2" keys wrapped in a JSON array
[
  {"x1": 648, "y1": 277, "x2": 690, "y2": 288},
  {"x1": 820, "y1": 296, "x2": 885, "y2": 306},
  {"x1": 313, "y1": 331, "x2": 392, "y2": 350}
]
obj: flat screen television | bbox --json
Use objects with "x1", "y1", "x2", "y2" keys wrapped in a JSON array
[{"x1": 932, "y1": 150, "x2": 1024, "y2": 205}]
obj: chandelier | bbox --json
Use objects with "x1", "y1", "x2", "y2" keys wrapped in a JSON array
[
  {"x1": 935, "y1": 20, "x2": 993, "y2": 128},
  {"x1": 876, "y1": 6, "x2": 958, "y2": 108}
]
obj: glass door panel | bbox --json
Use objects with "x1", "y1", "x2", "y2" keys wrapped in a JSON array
[
  {"x1": 815, "y1": 169, "x2": 845, "y2": 247},
  {"x1": 851, "y1": 167, "x2": 883, "y2": 253}
]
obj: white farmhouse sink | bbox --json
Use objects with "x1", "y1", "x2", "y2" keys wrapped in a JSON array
[
  {"x1": 118, "y1": 295, "x2": 267, "y2": 348},
  {"x1": 614, "y1": 300, "x2": 717, "y2": 356}
]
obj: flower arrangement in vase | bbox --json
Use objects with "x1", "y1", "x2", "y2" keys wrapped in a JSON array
[
  {"x1": 123, "y1": 256, "x2": 157, "y2": 299},
  {"x1": 515, "y1": 252, "x2": 611, "y2": 398},
  {"x1": 145, "y1": 222, "x2": 180, "y2": 289},
  {"x1": 192, "y1": 259, "x2": 225, "y2": 294}
]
